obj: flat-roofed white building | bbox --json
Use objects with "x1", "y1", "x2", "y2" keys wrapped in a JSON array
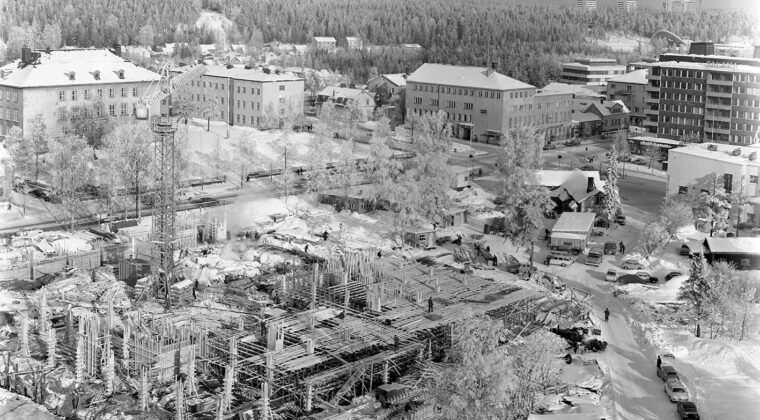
[
  {"x1": 560, "y1": 58, "x2": 626, "y2": 87},
  {"x1": 667, "y1": 142, "x2": 760, "y2": 223}
]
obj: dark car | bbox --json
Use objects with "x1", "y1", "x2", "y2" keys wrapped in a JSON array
[
  {"x1": 676, "y1": 401, "x2": 700, "y2": 420},
  {"x1": 603, "y1": 241, "x2": 617, "y2": 255},
  {"x1": 665, "y1": 271, "x2": 684, "y2": 281},
  {"x1": 657, "y1": 365, "x2": 681, "y2": 382},
  {"x1": 564, "y1": 139, "x2": 581, "y2": 146}
]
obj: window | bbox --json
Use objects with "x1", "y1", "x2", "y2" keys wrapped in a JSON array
[
  {"x1": 480, "y1": 109, "x2": 487, "y2": 114},
  {"x1": 431, "y1": 99, "x2": 439, "y2": 107},
  {"x1": 242, "y1": 87, "x2": 246, "y2": 94},
  {"x1": 414, "y1": 97, "x2": 422, "y2": 105},
  {"x1": 257, "y1": 88, "x2": 261, "y2": 95},
  {"x1": 12, "y1": 110, "x2": 17, "y2": 122},
  {"x1": 279, "y1": 85, "x2": 285, "y2": 91},
  {"x1": 464, "y1": 103, "x2": 473, "y2": 110},
  {"x1": 751, "y1": 175, "x2": 758, "y2": 184},
  {"x1": 446, "y1": 100, "x2": 456, "y2": 108},
  {"x1": 203, "y1": 82, "x2": 206, "y2": 88},
  {"x1": 109, "y1": 89, "x2": 114, "y2": 98},
  {"x1": 257, "y1": 102, "x2": 260, "y2": 111},
  {"x1": 71, "y1": 90, "x2": 78, "y2": 101},
  {"x1": 221, "y1": 111, "x2": 225, "y2": 119},
  {"x1": 133, "y1": 87, "x2": 138, "y2": 97},
  {"x1": 237, "y1": 100, "x2": 240, "y2": 108},
  {"x1": 109, "y1": 105, "x2": 116, "y2": 116},
  {"x1": 97, "y1": 89, "x2": 103, "y2": 99},
  {"x1": 59, "y1": 90, "x2": 66, "y2": 101},
  {"x1": 724, "y1": 173, "x2": 733, "y2": 193},
  {"x1": 215, "y1": 83, "x2": 219, "y2": 89},
  {"x1": 121, "y1": 88, "x2": 127, "y2": 98},
  {"x1": 84, "y1": 90, "x2": 90, "y2": 100},
  {"x1": 58, "y1": 108, "x2": 67, "y2": 121},
  {"x1": 121, "y1": 103, "x2": 128, "y2": 115}
]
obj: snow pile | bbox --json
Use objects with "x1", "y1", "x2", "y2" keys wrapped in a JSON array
[{"x1": 617, "y1": 275, "x2": 687, "y2": 304}]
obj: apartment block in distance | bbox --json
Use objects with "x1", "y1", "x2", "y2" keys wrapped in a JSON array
[
  {"x1": 617, "y1": 0, "x2": 637, "y2": 12},
  {"x1": 559, "y1": 58, "x2": 626, "y2": 89},
  {"x1": 667, "y1": 143, "x2": 760, "y2": 223},
  {"x1": 644, "y1": 61, "x2": 760, "y2": 144},
  {"x1": 663, "y1": 0, "x2": 696, "y2": 12},
  {"x1": 576, "y1": 0, "x2": 597, "y2": 11},
  {"x1": 607, "y1": 69, "x2": 648, "y2": 127},
  {"x1": 177, "y1": 65, "x2": 304, "y2": 129},
  {"x1": 0, "y1": 48, "x2": 160, "y2": 138},
  {"x1": 406, "y1": 63, "x2": 573, "y2": 144}
]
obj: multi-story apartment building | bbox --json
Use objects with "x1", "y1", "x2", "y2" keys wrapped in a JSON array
[
  {"x1": 0, "y1": 48, "x2": 160, "y2": 138},
  {"x1": 667, "y1": 143, "x2": 760, "y2": 223},
  {"x1": 345, "y1": 37, "x2": 363, "y2": 51},
  {"x1": 576, "y1": 0, "x2": 597, "y2": 11},
  {"x1": 607, "y1": 69, "x2": 648, "y2": 127},
  {"x1": 617, "y1": 0, "x2": 637, "y2": 12},
  {"x1": 313, "y1": 37, "x2": 337, "y2": 52},
  {"x1": 644, "y1": 61, "x2": 760, "y2": 144},
  {"x1": 406, "y1": 63, "x2": 572, "y2": 144},
  {"x1": 559, "y1": 58, "x2": 626, "y2": 88},
  {"x1": 663, "y1": 0, "x2": 696, "y2": 12},
  {"x1": 178, "y1": 65, "x2": 304, "y2": 129}
]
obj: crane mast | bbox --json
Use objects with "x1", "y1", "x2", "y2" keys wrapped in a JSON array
[{"x1": 138, "y1": 63, "x2": 206, "y2": 304}]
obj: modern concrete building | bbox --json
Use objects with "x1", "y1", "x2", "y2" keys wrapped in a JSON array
[
  {"x1": 559, "y1": 58, "x2": 626, "y2": 88},
  {"x1": 576, "y1": 0, "x2": 597, "y2": 11},
  {"x1": 607, "y1": 69, "x2": 648, "y2": 127},
  {"x1": 405, "y1": 63, "x2": 573, "y2": 144},
  {"x1": 177, "y1": 65, "x2": 304, "y2": 129},
  {"x1": 667, "y1": 142, "x2": 760, "y2": 223},
  {"x1": 644, "y1": 61, "x2": 760, "y2": 144},
  {"x1": 0, "y1": 48, "x2": 161, "y2": 138},
  {"x1": 617, "y1": 0, "x2": 637, "y2": 12}
]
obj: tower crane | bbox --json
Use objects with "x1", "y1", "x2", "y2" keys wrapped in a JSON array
[{"x1": 136, "y1": 62, "x2": 206, "y2": 305}]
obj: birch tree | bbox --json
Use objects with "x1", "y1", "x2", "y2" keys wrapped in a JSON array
[
  {"x1": 27, "y1": 114, "x2": 50, "y2": 181},
  {"x1": 495, "y1": 127, "x2": 551, "y2": 267},
  {"x1": 48, "y1": 134, "x2": 94, "y2": 230},
  {"x1": 102, "y1": 124, "x2": 154, "y2": 219},
  {"x1": 602, "y1": 145, "x2": 621, "y2": 228},
  {"x1": 3, "y1": 126, "x2": 31, "y2": 179},
  {"x1": 363, "y1": 117, "x2": 401, "y2": 207},
  {"x1": 506, "y1": 330, "x2": 567, "y2": 417}
]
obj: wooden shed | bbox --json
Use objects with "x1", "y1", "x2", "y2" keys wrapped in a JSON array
[
  {"x1": 404, "y1": 228, "x2": 437, "y2": 249},
  {"x1": 550, "y1": 212, "x2": 596, "y2": 251}
]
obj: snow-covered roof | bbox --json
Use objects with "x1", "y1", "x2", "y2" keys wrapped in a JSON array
[
  {"x1": 204, "y1": 65, "x2": 303, "y2": 82},
  {"x1": 318, "y1": 85, "x2": 370, "y2": 100},
  {"x1": 540, "y1": 82, "x2": 605, "y2": 98},
  {"x1": 629, "y1": 136, "x2": 684, "y2": 147},
  {"x1": 608, "y1": 69, "x2": 648, "y2": 85},
  {"x1": 314, "y1": 36, "x2": 337, "y2": 43},
  {"x1": 552, "y1": 212, "x2": 596, "y2": 233},
  {"x1": 0, "y1": 49, "x2": 161, "y2": 88},
  {"x1": 407, "y1": 63, "x2": 534, "y2": 91},
  {"x1": 669, "y1": 143, "x2": 760, "y2": 167},
  {"x1": 705, "y1": 237, "x2": 760, "y2": 254},
  {"x1": 382, "y1": 73, "x2": 407, "y2": 87},
  {"x1": 536, "y1": 170, "x2": 603, "y2": 189}
]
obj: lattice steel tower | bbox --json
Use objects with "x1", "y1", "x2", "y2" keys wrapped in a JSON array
[{"x1": 151, "y1": 116, "x2": 178, "y2": 303}]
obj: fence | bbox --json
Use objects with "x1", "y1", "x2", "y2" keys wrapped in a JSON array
[{"x1": 0, "y1": 243, "x2": 130, "y2": 283}]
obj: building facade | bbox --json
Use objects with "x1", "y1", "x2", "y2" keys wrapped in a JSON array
[
  {"x1": 178, "y1": 65, "x2": 304, "y2": 129},
  {"x1": 313, "y1": 37, "x2": 337, "y2": 52},
  {"x1": 617, "y1": 0, "x2": 637, "y2": 12},
  {"x1": 663, "y1": 0, "x2": 696, "y2": 12},
  {"x1": 317, "y1": 86, "x2": 375, "y2": 120},
  {"x1": 560, "y1": 58, "x2": 627, "y2": 87},
  {"x1": 607, "y1": 69, "x2": 648, "y2": 127},
  {"x1": 345, "y1": 37, "x2": 363, "y2": 50},
  {"x1": 576, "y1": 0, "x2": 598, "y2": 11},
  {"x1": 0, "y1": 48, "x2": 160, "y2": 138},
  {"x1": 405, "y1": 63, "x2": 572, "y2": 144},
  {"x1": 644, "y1": 61, "x2": 760, "y2": 144}
]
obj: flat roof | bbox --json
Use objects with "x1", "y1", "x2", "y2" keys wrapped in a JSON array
[
  {"x1": 669, "y1": 143, "x2": 760, "y2": 167},
  {"x1": 705, "y1": 237, "x2": 760, "y2": 254},
  {"x1": 630, "y1": 136, "x2": 684, "y2": 146},
  {"x1": 653, "y1": 61, "x2": 760, "y2": 74},
  {"x1": 608, "y1": 69, "x2": 648, "y2": 85},
  {"x1": 552, "y1": 212, "x2": 596, "y2": 233},
  {"x1": 407, "y1": 63, "x2": 534, "y2": 91}
]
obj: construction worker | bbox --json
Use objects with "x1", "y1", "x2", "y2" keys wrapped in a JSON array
[
  {"x1": 604, "y1": 308, "x2": 610, "y2": 322},
  {"x1": 428, "y1": 297, "x2": 434, "y2": 313},
  {"x1": 657, "y1": 355, "x2": 662, "y2": 369}
]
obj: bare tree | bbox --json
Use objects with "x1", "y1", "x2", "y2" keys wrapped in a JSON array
[
  {"x1": 659, "y1": 200, "x2": 694, "y2": 244},
  {"x1": 363, "y1": 117, "x2": 402, "y2": 207},
  {"x1": 27, "y1": 115, "x2": 50, "y2": 181},
  {"x1": 102, "y1": 124, "x2": 155, "y2": 219},
  {"x1": 48, "y1": 134, "x2": 94, "y2": 230},
  {"x1": 637, "y1": 220, "x2": 669, "y2": 259}
]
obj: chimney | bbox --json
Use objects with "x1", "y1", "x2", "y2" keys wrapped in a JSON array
[
  {"x1": 111, "y1": 43, "x2": 122, "y2": 57},
  {"x1": 404, "y1": 67, "x2": 410, "y2": 75},
  {"x1": 21, "y1": 47, "x2": 32, "y2": 65},
  {"x1": 486, "y1": 62, "x2": 496, "y2": 76},
  {"x1": 587, "y1": 176, "x2": 595, "y2": 193}
]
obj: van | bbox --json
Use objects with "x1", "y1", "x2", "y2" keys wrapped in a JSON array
[
  {"x1": 544, "y1": 253, "x2": 575, "y2": 267},
  {"x1": 585, "y1": 247, "x2": 603, "y2": 267}
]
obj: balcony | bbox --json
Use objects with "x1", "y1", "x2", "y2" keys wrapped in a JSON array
[
  {"x1": 706, "y1": 90, "x2": 732, "y2": 99},
  {"x1": 706, "y1": 102, "x2": 732, "y2": 111},
  {"x1": 705, "y1": 114, "x2": 731, "y2": 123},
  {"x1": 705, "y1": 126, "x2": 730, "y2": 135},
  {"x1": 708, "y1": 78, "x2": 733, "y2": 86}
]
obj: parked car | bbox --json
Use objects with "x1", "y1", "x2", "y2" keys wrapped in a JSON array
[
  {"x1": 634, "y1": 158, "x2": 649, "y2": 166},
  {"x1": 676, "y1": 401, "x2": 700, "y2": 420},
  {"x1": 665, "y1": 271, "x2": 684, "y2": 281},
  {"x1": 518, "y1": 263, "x2": 538, "y2": 277},
  {"x1": 657, "y1": 365, "x2": 681, "y2": 382},
  {"x1": 545, "y1": 253, "x2": 575, "y2": 267},
  {"x1": 618, "y1": 274, "x2": 650, "y2": 284},
  {"x1": 580, "y1": 164, "x2": 595, "y2": 171},
  {"x1": 605, "y1": 268, "x2": 618, "y2": 282},
  {"x1": 622, "y1": 259, "x2": 646, "y2": 270},
  {"x1": 543, "y1": 143, "x2": 556, "y2": 150},
  {"x1": 618, "y1": 156, "x2": 632, "y2": 163},
  {"x1": 603, "y1": 241, "x2": 617, "y2": 255},
  {"x1": 665, "y1": 380, "x2": 690, "y2": 402},
  {"x1": 615, "y1": 208, "x2": 626, "y2": 225},
  {"x1": 585, "y1": 248, "x2": 603, "y2": 267},
  {"x1": 564, "y1": 139, "x2": 581, "y2": 146}
]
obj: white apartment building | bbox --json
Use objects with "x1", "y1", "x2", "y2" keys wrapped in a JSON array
[
  {"x1": 0, "y1": 48, "x2": 160, "y2": 138},
  {"x1": 667, "y1": 143, "x2": 760, "y2": 223}
]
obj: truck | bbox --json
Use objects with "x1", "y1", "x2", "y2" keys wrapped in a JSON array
[{"x1": 585, "y1": 247, "x2": 603, "y2": 267}]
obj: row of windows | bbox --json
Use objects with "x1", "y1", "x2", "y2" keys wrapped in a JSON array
[
  {"x1": 663, "y1": 81, "x2": 705, "y2": 90},
  {"x1": 58, "y1": 87, "x2": 138, "y2": 102},
  {"x1": 237, "y1": 100, "x2": 262, "y2": 111},
  {"x1": 734, "y1": 98, "x2": 760, "y2": 108},
  {"x1": 661, "y1": 116, "x2": 702, "y2": 126},
  {"x1": 661, "y1": 104, "x2": 704, "y2": 114},
  {"x1": 1, "y1": 90, "x2": 19, "y2": 102},
  {"x1": 732, "y1": 110, "x2": 760, "y2": 120},
  {"x1": 1, "y1": 108, "x2": 19, "y2": 122},
  {"x1": 661, "y1": 92, "x2": 704, "y2": 102},
  {"x1": 445, "y1": 112, "x2": 472, "y2": 123},
  {"x1": 57, "y1": 103, "x2": 134, "y2": 120},
  {"x1": 659, "y1": 127, "x2": 702, "y2": 137},
  {"x1": 410, "y1": 83, "x2": 530, "y2": 100}
]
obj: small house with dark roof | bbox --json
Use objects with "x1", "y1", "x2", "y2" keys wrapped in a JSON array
[
  {"x1": 537, "y1": 169, "x2": 606, "y2": 216},
  {"x1": 703, "y1": 237, "x2": 760, "y2": 270}
]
